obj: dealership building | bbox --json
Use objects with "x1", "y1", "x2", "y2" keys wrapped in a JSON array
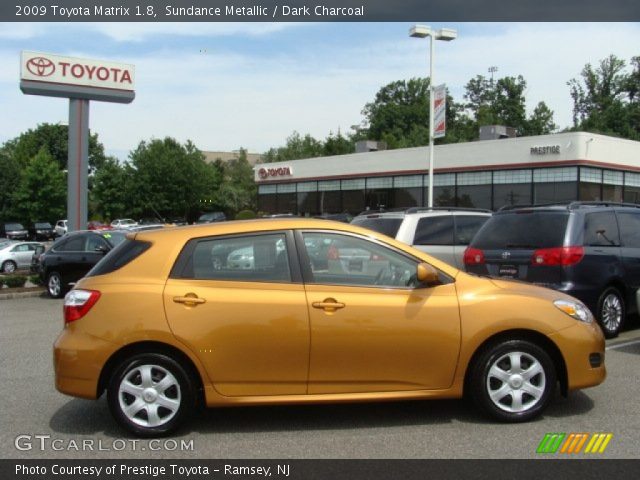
[{"x1": 254, "y1": 131, "x2": 640, "y2": 215}]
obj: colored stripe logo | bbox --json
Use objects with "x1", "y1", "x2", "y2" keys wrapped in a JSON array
[{"x1": 537, "y1": 433, "x2": 613, "y2": 454}]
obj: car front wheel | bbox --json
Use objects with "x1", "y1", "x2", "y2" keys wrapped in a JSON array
[
  {"x1": 469, "y1": 339, "x2": 556, "y2": 422},
  {"x1": 597, "y1": 287, "x2": 625, "y2": 339},
  {"x1": 107, "y1": 353, "x2": 196, "y2": 437}
]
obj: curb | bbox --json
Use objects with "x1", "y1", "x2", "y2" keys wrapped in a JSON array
[{"x1": 0, "y1": 289, "x2": 46, "y2": 300}]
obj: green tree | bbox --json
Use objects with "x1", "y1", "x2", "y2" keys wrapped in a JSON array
[
  {"x1": 128, "y1": 138, "x2": 221, "y2": 220},
  {"x1": 215, "y1": 149, "x2": 257, "y2": 214},
  {"x1": 523, "y1": 102, "x2": 558, "y2": 136},
  {"x1": 8, "y1": 123, "x2": 107, "y2": 173},
  {"x1": 90, "y1": 157, "x2": 130, "y2": 221},
  {"x1": 262, "y1": 132, "x2": 324, "y2": 163},
  {"x1": 568, "y1": 54, "x2": 638, "y2": 139},
  {"x1": 0, "y1": 150, "x2": 21, "y2": 221},
  {"x1": 11, "y1": 148, "x2": 66, "y2": 223},
  {"x1": 322, "y1": 130, "x2": 354, "y2": 156}
]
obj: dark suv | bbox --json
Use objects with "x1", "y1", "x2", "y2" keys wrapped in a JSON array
[
  {"x1": 39, "y1": 230, "x2": 128, "y2": 298},
  {"x1": 464, "y1": 202, "x2": 640, "y2": 338}
]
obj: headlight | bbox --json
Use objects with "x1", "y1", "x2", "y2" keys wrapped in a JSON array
[{"x1": 554, "y1": 299, "x2": 593, "y2": 323}]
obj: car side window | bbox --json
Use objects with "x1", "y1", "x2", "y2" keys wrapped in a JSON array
[
  {"x1": 454, "y1": 216, "x2": 488, "y2": 245},
  {"x1": 86, "y1": 235, "x2": 109, "y2": 252},
  {"x1": 183, "y1": 233, "x2": 291, "y2": 282},
  {"x1": 583, "y1": 212, "x2": 620, "y2": 246},
  {"x1": 11, "y1": 244, "x2": 29, "y2": 252},
  {"x1": 617, "y1": 212, "x2": 640, "y2": 248},
  {"x1": 56, "y1": 235, "x2": 86, "y2": 252},
  {"x1": 413, "y1": 216, "x2": 454, "y2": 246},
  {"x1": 301, "y1": 232, "x2": 419, "y2": 288}
]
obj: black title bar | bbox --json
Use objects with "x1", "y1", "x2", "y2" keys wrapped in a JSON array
[{"x1": 3, "y1": 0, "x2": 640, "y2": 22}]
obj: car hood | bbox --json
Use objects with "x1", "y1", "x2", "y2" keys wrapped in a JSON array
[{"x1": 488, "y1": 277, "x2": 579, "y2": 303}]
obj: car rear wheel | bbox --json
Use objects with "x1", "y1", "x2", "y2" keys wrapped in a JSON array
[
  {"x1": 107, "y1": 353, "x2": 196, "y2": 437},
  {"x1": 469, "y1": 339, "x2": 556, "y2": 422},
  {"x1": 2, "y1": 260, "x2": 17, "y2": 274},
  {"x1": 46, "y1": 271, "x2": 64, "y2": 298},
  {"x1": 597, "y1": 287, "x2": 625, "y2": 339}
]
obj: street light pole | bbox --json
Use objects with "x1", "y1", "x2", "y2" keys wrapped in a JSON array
[{"x1": 409, "y1": 25, "x2": 457, "y2": 208}]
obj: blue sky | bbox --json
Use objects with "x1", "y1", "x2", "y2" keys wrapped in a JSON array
[{"x1": 1, "y1": 22, "x2": 639, "y2": 160}]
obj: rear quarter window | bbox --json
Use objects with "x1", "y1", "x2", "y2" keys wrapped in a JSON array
[
  {"x1": 413, "y1": 216, "x2": 454, "y2": 246},
  {"x1": 351, "y1": 217, "x2": 403, "y2": 237},
  {"x1": 87, "y1": 239, "x2": 151, "y2": 277}
]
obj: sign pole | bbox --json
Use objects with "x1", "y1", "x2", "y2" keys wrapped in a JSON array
[{"x1": 67, "y1": 98, "x2": 90, "y2": 232}]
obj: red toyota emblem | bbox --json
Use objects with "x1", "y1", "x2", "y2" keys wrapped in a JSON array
[
  {"x1": 258, "y1": 168, "x2": 268, "y2": 179},
  {"x1": 26, "y1": 57, "x2": 55, "y2": 77}
]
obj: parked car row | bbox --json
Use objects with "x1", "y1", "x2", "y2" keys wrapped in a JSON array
[
  {"x1": 1, "y1": 222, "x2": 54, "y2": 241},
  {"x1": 349, "y1": 201, "x2": 640, "y2": 339}
]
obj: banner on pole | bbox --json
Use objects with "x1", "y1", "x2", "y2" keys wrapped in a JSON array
[{"x1": 433, "y1": 84, "x2": 446, "y2": 139}]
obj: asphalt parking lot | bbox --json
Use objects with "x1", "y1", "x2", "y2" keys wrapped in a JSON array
[{"x1": 1, "y1": 296, "x2": 639, "y2": 459}]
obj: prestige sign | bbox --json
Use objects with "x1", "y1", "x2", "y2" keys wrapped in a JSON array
[{"x1": 21, "y1": 51, "x2": 135, "y2": 92}]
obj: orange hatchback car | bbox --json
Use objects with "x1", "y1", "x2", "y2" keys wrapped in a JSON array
[{"x1": 54, "y1": 219, "x2": 605, "y2": 436}]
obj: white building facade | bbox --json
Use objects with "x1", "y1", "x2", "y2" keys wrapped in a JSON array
[{"x1": 255, "y1": 132, "x2": 640, "y2": 215}]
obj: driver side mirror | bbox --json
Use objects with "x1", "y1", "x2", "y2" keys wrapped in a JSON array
[{"x1": 416, "y1": 263, "x2": 440, "y2": 287}]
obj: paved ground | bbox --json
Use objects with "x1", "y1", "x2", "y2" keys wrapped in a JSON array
[{"x1": 1, "y1": 296, "x2": 639, "y2": 459}]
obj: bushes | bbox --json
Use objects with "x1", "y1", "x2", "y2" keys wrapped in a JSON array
[
  {"x1": 235, "y1": 209, "x2": 256, "y2": 220},
  {"x1": 29, "y1": 274, "x2": 43, "y2": 286},
  {"x1": 3, "y1": 275, "x2": 27, "y2": 288}
]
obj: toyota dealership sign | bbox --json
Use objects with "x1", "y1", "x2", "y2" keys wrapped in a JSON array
[{"x1": 20, "y1": 51, "x2": 135, "y2": 103}]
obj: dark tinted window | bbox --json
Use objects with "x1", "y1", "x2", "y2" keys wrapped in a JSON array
[
  {"x1": 87, "y1": 239, "x2": 151, "y2": 277},
  {"x1": 583, "y1": 212, "x2": 620, "y2": 246},
  {"x1": 101, "y1": 231, "x2": 127, "y2": 247},
  {"x1": 618, "y1": 212, "x2": 640, "y2": 248},
  {"x1": 178, "y1": 233, "x2": 291, "y2": 283},
  {"x1": 413, "y1": 216, "x2": 454, "y2": 246},
  {"x1": 86, "y1": 234, "x2": 110, "y2": 252},
  {"x1": 455, "y1": 216, "x2": 489, "y2": 245},
  {"x1": 56, "y1": 235, "x2": 86, "y2": 252},
  {"x1": 351, "y1": 217, "x2": 403, "y2": 237},
  {"x1": 471, "y1": 212, "x2": 569, "y2": 249}
]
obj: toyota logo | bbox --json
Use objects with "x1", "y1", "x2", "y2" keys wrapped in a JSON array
[
  {"x1": 501, "y1": 251, "x2": 511, "y2": 259},
  {"x1": 258, "y1": 168, "x2": 268, "y2": 179},
  {"x1": 26, "y1": 57, "x2": 55, "y2": 77}
]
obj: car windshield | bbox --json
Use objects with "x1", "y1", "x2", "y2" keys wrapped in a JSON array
[
  {"x1": 102, "y1": 231, "x2": 127, "y2": 247},
  {"x1": 35, "y1": 223, "x2": 51, "y2": 228},
  {"x1": 471, "y1": 211, "x2": 569, "y2": 250},
  {"x1": 351, "y1": 217, "x2": 403, "y2": 237},
  {"x1": 6, "y1": 223, "x2": 24, "y2": 230}
]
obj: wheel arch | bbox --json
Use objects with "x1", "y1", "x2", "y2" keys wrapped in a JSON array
[
  {"x1": 463, "y1": 329, "x2": 568, "y2": 397},
  {"x1": 97, "y1": 341, "x2": 205, "y2": 404}
]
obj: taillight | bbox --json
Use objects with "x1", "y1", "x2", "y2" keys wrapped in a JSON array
[
  {"x1": 531, "y1": 246, "x2": 584, "y2": 266},
  {"x1": 464, "y1": 247, "x2": 485, "y2": 265},
  {"x1": 63, "y1": 289, "x2": 101, "y2": 324}
]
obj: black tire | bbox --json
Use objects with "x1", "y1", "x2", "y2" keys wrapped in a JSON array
[
  {"x1": 107, "y1": 353, "x2": 196, "y2": 437},
  {"x1": 46, "y1": 271, "x2": 64, "y2": 298},
  {"x1": 2, "y1": 260, "x2": 17, "y2": 274},
  {"x1": 596, "y1": 287, "x2": 625, "y2": 339},
  {"x1": 469, "y1": 339, "x2": 556, "y2": 423}
]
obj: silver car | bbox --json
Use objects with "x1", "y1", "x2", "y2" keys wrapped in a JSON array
[{"x1": 0, "y1": 241, "x2": 45, "y2": 273}]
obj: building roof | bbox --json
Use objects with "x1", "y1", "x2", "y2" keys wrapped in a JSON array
[{"x1": 254, "y1": 132, "x2": 640, "y2": 183}]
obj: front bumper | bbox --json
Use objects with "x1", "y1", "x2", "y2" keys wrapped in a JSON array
[
  {"x1": 549, "y1": 321, "x2": 606, "y2": 391},
  {"x1": 53, "y1": 327, "x2": 117, "y2": 399}
]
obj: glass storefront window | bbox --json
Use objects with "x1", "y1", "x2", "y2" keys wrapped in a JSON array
[{"x1": 493, "y1": 184, "x2": 532, "y2": 209}]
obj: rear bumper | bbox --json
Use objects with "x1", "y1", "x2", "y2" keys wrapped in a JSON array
[
  {"x1": 53, "y1": 327, "x2": 117, "y2": 399},
  {"x1": 549, "y1": 321, "x2": 606, "y2": 391}
]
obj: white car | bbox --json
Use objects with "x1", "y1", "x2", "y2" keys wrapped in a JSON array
[
  {"x1": 0, "y1": 241, "x2": 45, "y2": 273},
  {"x1": 110, "y1": 218, "x2": 138, "y2": 230},
  {"x1": 54, "y1": 220, "x2": 67, "y2": 237}
]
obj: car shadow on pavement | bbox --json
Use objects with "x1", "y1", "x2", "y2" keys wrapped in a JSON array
[{"x1": 49, "y1": 391, "x2": 594, "y2": 438}]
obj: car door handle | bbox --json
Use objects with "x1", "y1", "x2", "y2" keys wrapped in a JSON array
[
  {"x1": 173, "y1": 294, "x2": 206, "y2": 306},
  {"x1": 312, "y1": 298, "x2": 345, "y2": 311}
]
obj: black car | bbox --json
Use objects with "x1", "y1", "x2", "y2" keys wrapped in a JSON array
[
  {"x1": 40, "y1": 230, "x2": 128, "y2": 298},
  {"x1": 28, "y1": 221, "x2": 55, "y2": 241},
  {"x1": 464, "y1": 201, "x2": 640, "y2": 338},
  {"x1": 1, "y1": 222, "x2": 29, "y2": 240}
]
